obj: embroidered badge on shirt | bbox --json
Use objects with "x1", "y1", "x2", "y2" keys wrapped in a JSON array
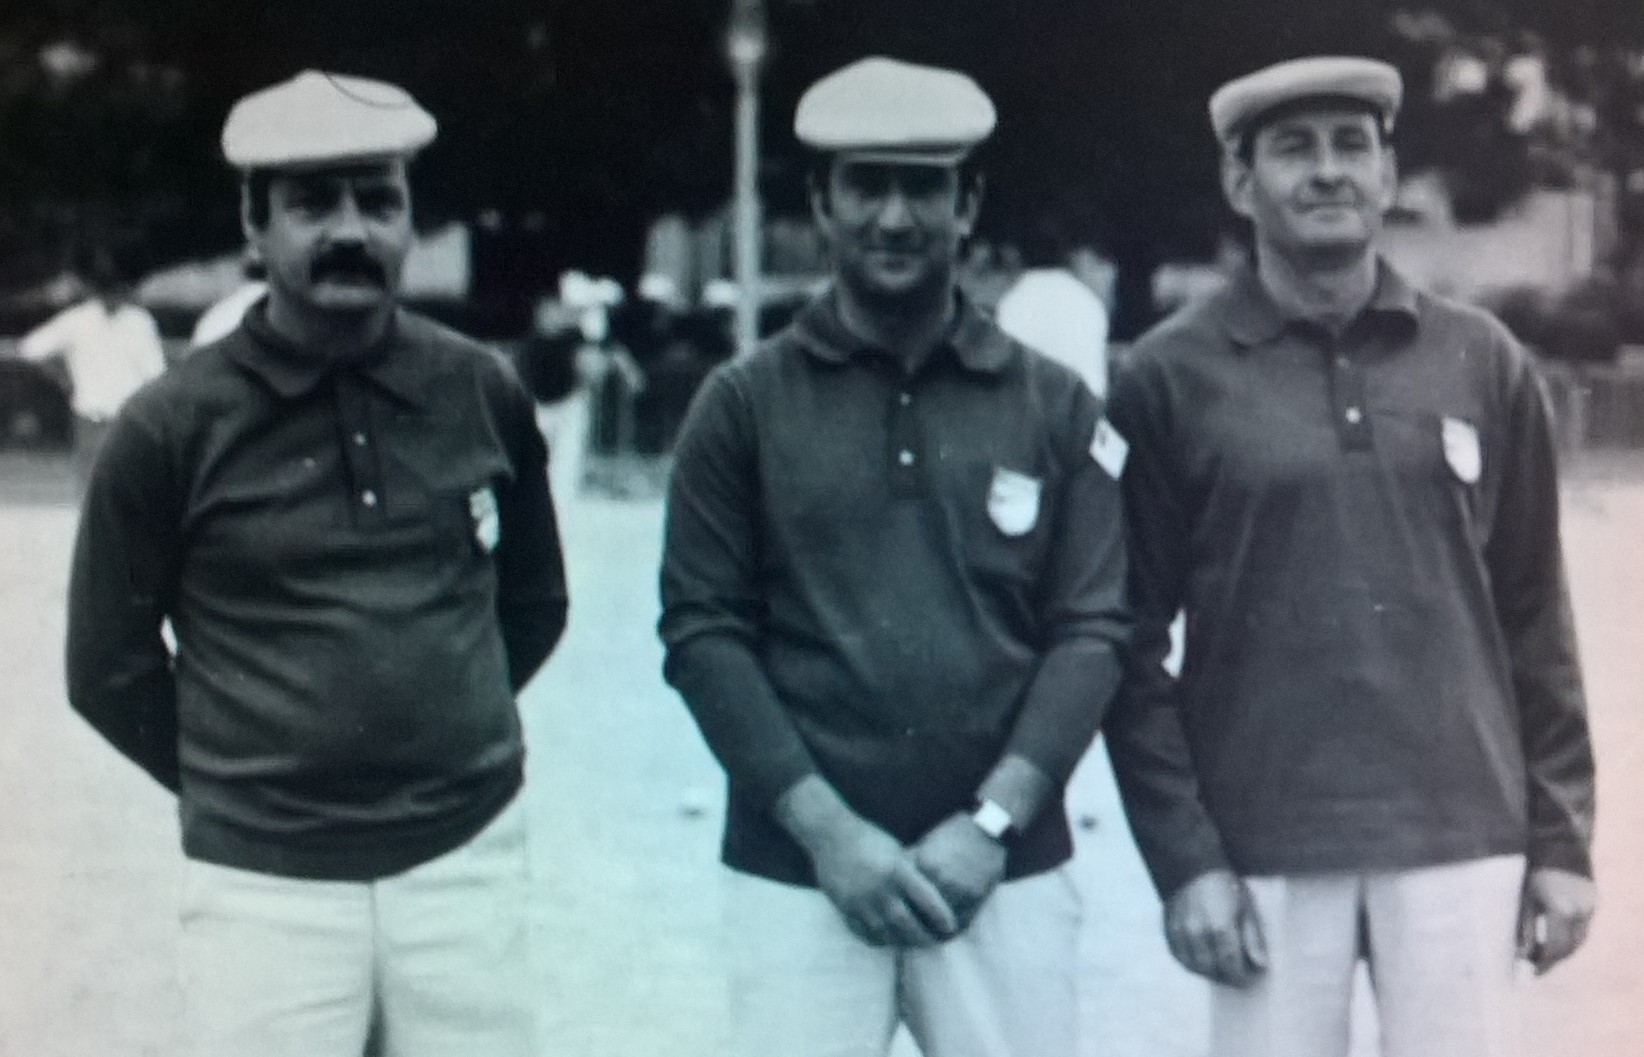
[
  {"x1": 1442, "y1": 416, "x2": 1482, "y2": 485},
  {"x1": 1089, "y1": 417, "x2": 1129, "y2": 479},
  {"x1": 469, "y1": 486, "x2": 500, "y2": 553},
  {"x1": 987, "y1": 467, "x2": 1043, "y2": 537}
]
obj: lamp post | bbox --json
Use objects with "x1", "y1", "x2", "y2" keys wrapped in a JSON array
[{"x1": 727, "y1": 0, "x2": 767, "y2": 357}]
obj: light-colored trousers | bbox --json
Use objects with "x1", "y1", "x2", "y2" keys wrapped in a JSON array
[
  {"x1": 1213, "y1": 854, "x2": 1527, "y2": 1057},
  {"x1": 724, "y1": 866, "x2": 1083, "y2": 1057},
  {"x1": 179, "y1": 795, "x2": 535, "y2": 1057}
]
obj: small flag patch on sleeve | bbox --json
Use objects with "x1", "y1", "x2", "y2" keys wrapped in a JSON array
[{"x1": 1089, "y1": 417, "x2": 1129, "y2": 479}]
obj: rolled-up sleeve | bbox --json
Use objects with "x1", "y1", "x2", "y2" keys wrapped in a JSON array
[
  {"x1": 65, "y1": 407, "x2": 183, "y2": 792},
  {"x1": 1486, "y1": 346, "x2": 1595, "y2": 877},
  {"x1": 1102, "y1": 358, "x2": 1232, "y2": 898},
  {"x1": 658, "y1": 369, "x2": 819, "y2": 808},
  {"x1": 1002, "y1": 388, "x2": 1131, "y2": 786}
]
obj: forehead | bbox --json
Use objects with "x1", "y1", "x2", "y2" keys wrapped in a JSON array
[
  {"x1": 830, "y1": 156, "x2": 962, "y2": 186},
  {"x1": 267, "y1": 160, "x2": 409, "y2": 195},
  {"x1": 1254, "y1": 102, "x2": 1382, "y2": 142}
]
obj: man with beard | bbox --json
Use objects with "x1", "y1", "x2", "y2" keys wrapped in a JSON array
[
  {"x1": 65, "y1": 71, "x2": 567, "y2": 1057},
  {"x1": 1105, "y1": 57, "x2": 1596, "y2": 1057},
  {"x1": 659, "y1": 57, "x2": 1129, "y2": 1057}
]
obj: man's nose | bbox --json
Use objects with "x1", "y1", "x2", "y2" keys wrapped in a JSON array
[
  {"x1": 1310, "y1": 146, "x2": 1347, "y2": 184},
  {"x1": 875, "y1": 186, "x2": 916, "y2": 230},
  {"x1": 325, "y1": 193, "x2": 368, "y2": 243}
]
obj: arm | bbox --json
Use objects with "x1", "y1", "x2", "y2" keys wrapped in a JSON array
[
  {"x1": 913, "y1": 385, "x2": 1132, "y2": 926},
  {"x1": 1102, "y1": 357, "x2": 1265, "y2": 986},
  {"x1": 1484, "y1": 345, "x2": 1597, "y2": 973},
  {"x1": 65, "y1": 406, "x2": 183, "y2": 790},
  {"x1": 19, "y1": 305, "x2": 76, "y2": 362},
  {"x1": 659, "y1": 368, "x2": 954, "y2": 945},
  {"x1": 1101, "y1": 359, "x2": 1230, "y2": 897},
  {"x1": 493, "y1": 368, "x2": 568, "y2": 692}
]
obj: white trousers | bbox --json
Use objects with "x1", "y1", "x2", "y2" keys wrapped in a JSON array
[
  {"x1": 724, "y1": 867, "x2": 1082, "y2": 1057},
  {"x1": 179, "y1": 795, "x2": 536, "y2": 1057},
  {"x1": 1213, "y1": 854, "x2": 1526, "y2": 1057}
]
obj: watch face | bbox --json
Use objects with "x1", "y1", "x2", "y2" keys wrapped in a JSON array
[{"x1": 972, "y1": 800, "x2": 1013, "y2": 840}]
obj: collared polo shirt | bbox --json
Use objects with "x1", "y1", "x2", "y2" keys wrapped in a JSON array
[
  {"x1": 659, "y1": 292, "x2": 1129, "y2": 885},
  {"x1": 66, "y1": 307, "x2": 568, "y2": 880},
  {"x1": 1105, "y1": 262, "x2": 1594, "y2": 897}
]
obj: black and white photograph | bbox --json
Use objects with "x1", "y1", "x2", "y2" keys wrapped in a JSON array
[{"x1": 0, "y1": 2, "x2": 1637, "y2": 1055}]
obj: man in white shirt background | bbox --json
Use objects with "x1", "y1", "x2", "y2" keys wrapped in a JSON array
[
  {"x1": 12, "y1": 246, "x2": 167, "y2": 480},
  {"x1": 995, "y1": 226, "x2": 1114, "y2": 400}
]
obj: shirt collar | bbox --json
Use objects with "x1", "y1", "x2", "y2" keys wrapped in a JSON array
[
  {"x1": 792, "y1": 288, "x2": 1016, "y2": 375},
  {"x1": 1221, "y1": 257, "x2": 1420, "y2": 348},
  {"x1": 227, "y1": 303, "x2": 427, "y2": 406}
]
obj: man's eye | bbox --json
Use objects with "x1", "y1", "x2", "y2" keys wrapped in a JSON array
[{"x1": 357, "y1": 191, "x2": 405, "y2": 216}]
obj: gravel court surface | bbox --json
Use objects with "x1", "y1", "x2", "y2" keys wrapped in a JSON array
[{"x1": 1, "y1": 456, "x2": 1640, "y2": 1056}]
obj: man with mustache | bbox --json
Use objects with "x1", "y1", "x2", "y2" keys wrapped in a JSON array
[
  {"x1": 660, "y1": 57, "x2": 1128, "y2": 1057},
  {"x1": 1105, "y1": 56, "x2": 1596, "y2": 1056},
  {"x1": 65, "y1": 71, "x2": 567, "y2": 1056}
]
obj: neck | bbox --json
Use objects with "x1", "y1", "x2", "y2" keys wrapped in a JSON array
[
  {"x1": 834, "y1": 281, "x2": 956, "y2": 368},
  {"x1": 263, "y1": 292, "x2": 393, "y2": 360},
  {"x1": 1254, "y1": 243, "x2": 1379, "y2": 334}
]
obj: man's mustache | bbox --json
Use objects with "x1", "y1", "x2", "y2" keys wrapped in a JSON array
[{"x1": 310, "y1": 249, "x2": 388, "y2": 286}]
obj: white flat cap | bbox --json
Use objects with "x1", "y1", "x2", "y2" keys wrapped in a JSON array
[
  {"x1": 795, "y1": 57, "x2": 995, "y2": 163},
  {"x1": 1210, "y1": 56, "x2": 1402, "y2": 148},
  {"x1": 222, "y1": 70, "x2": 437, "y2": 170}
]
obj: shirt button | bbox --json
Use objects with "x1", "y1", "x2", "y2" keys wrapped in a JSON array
[
  {"x1": 898, "y1": 449, "x2": 916, "y2": 467},
  {"x1": 352, "y1": 432, "x2": 367, "y2": 446},
  {"x1": 360, "y1": 489, "x2": 378, "y2": 507},
  {"x1": 1336, "y1": 355, "x2": 1350, "y2": 369},
  {"x1": 899, "y1": 392, "x2": 912, "y2": 406},
  {"x1": 1344, "y1": 406, "x2": 1363, "y2": 425}
]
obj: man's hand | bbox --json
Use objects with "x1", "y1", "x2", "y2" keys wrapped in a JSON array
[
  {"x1": 1164, "y1": 868, "x2": 1268, "y2": 987},
  {"x1": 809, "y1": 814, "x2": 960, "y2": 947},
  {"x1": 1518, "y1": 866, "x2": 1596, "y2": 975},
  {"x1": 911, "y1": 812, "x2": 1009, "y2": 933}
]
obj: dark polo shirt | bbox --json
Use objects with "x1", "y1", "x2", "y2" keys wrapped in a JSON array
[
  {"x1": 659, "y1": 292, "x2": 1130, "y2": 886},
  {"x1": 66, "y1": 307, "x2": 568, "y2": 880},
  {"x1": 1105, "y1": 262, "x2": 1595, "y2": 897}
]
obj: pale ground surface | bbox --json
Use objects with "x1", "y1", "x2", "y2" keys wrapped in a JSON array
[{"x1": 0, "y1": 451, "x2": 1640, "y2": 1057}]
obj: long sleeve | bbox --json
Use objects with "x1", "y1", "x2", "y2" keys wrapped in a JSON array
[
  {"x1": 493, "y1": 368, "x2": 569, "y2": 692},
  {"x1": 1000, "y1": 390, "x2": 1131, "y2": 786},
  {"x1": 1102, "y1": 357, "x2": 1231, "y2": 898},
  {"x1": 658, "y1": 369, "x2": 820, "y2": 808},
  {"x1": 65, "y1": 408, "x2": 183, "y2": 791},
  {"x1": 1485, "y1": 349, "x2": 1595, "y2": 877}
]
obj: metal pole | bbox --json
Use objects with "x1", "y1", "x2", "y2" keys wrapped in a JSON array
[
  {"x1": 728, "y1": 0, "x2": 766, "y2": 358},
  {"x1": 733, "y1": 66, "x2": 762, "y2": 357}
]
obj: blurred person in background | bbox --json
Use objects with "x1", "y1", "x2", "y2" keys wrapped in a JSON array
[
  {"x1": 64, "y1": 70, "x2": 567, "y2": 1057},
  {"x1": 12, "y1": 244, "x2": 166, "y2": 480},
  {"x1": 190, "y1": 256, "x2": 269, "y2": 347},
  {"x1": 1105, "y1": 56, "x2": 1595, "y2": 1057},
  {"x1": 660, "y1": 57, "x2": 1129, "y2": 1057},
  {"x1": 995, "y1": 226, "x2": 1112, "y2": 400}
]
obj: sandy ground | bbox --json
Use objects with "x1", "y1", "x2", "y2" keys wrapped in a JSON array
[{"x1": 1, "y1": 453, "x2": 1641, "y2": 1057}]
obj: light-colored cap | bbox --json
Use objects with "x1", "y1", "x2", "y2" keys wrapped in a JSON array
[
  {"x1": 222, "y1": 70, "x2": 437, "y2": 170},
  {"x1": 1210, "y1": 56, "x2": 1402, "y2": 148},
  {"x1": 795, "y1": 56, "x2": 996, "y2": 164}
]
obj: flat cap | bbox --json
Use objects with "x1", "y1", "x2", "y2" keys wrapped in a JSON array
[
  {"x1": 1210, "y1": 56, "x2": 1402, "y2": 148},
  {"x1": 222, "y1": 70, "x2": 437, "y2": 170},
  {"x1": 795, "y1": 57, "x2": 995, "y2": 164}
]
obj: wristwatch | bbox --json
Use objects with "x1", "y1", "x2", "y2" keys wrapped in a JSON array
[{"x1": 969, "y1": 798, "x2": 1015, "y2": 842}]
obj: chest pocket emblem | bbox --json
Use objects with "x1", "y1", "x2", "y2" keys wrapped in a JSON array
[
  {"x1": 1442, "y1": 417, "x2": 1482, "y2": 485},
  {"x1": 469, "y1": 486, "x2": 501, "y2": 552},
  {"x1": 987, "y1": 467, "x2": 1043, "y2": 537}
]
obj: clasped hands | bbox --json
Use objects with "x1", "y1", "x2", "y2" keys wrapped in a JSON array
[{"x1": 810, "y1": 810, "x2": 1007, "y2": 948}]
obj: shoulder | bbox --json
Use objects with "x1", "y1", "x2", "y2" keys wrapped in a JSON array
[{"x1": 396, "y1": 310, "x2": 528, "y2": 395}]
